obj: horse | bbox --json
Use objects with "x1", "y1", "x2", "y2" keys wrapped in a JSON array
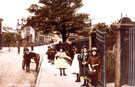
[{"x1": 22, "y1": 52, "x2": 40, "y2": 71}]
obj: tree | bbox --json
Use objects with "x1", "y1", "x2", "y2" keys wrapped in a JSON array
[
  {"x1": 26, "y1": 0, "x2": 90, "y2": 42},
  {"x1": 2, "y1": 32, "x2": 22, "y2": 47}
]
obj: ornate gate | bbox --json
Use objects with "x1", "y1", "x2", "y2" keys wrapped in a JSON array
[{"x1": 96, "y1": 29, "x2": 106, "y2": 87}]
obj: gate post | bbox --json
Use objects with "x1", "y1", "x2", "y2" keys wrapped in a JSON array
[
  {"x1": 0, "y1": 18, "x2": 3, "y2": 50},
  {"x1": 115, "y1": 17, "x2": 135, "y2": 86}
]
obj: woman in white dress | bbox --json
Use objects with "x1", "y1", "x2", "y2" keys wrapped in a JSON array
[
  {"x1": 71, "y1": 53, "x2": 80, "y2": 82},
  {"x1": 55, "y1": 47, "x2": 71, "y2": 76}
]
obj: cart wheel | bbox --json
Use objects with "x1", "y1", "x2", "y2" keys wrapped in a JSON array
[{"x1": 22, "y1": 60, "x2": 25, "y2": 69}]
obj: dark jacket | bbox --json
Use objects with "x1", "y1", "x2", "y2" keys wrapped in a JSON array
[
  {"x1": 78, "y1": 52, "x2": 89, "y2": 76},
  {"x1": 24, "y1": 54, "x2": 31, "y2": 65},
  {"x1": 87, "y1": 56, "x2": 101, "y2": 81}
]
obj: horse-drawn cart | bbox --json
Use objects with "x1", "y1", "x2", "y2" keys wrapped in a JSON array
[{"x1": 22, "y1": 52, "x2": 40, "y2": 72}]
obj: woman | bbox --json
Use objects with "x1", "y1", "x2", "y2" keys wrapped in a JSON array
[
  {"x1": 87, "y1": 47, "x2": 101, "y2": 87},
  {"x1": 55, "y1": 47, "x2": 71, "y2": 76}
]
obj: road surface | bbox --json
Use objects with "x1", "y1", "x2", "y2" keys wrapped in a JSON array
[{"x1": 0, "y1": 46, "x2": 44, "y2": 87}]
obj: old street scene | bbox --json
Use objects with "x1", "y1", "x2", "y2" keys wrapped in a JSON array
[{"x1": 0, "y1": 0, "x2": 135, "y2": 87}]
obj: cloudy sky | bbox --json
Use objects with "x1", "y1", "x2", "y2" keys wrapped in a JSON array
[{"x1": 0, "y1": 0, "x2": 135, "y2": 29}]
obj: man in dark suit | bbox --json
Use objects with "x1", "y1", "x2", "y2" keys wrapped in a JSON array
[{"x1": 23, "y1": 49, "x2": 31, "y2": 72}]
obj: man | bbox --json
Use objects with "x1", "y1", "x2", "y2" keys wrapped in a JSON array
[{"x1": 23, "y1": 48, "x2": 31, "y2": 72}]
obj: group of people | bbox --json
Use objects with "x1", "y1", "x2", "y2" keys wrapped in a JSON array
[
  {"x1": 46, "y1": 44, "x2": 72, "y2": 76},
  {"x1": 72, "y1": 46, "x2": 101, "y2": 87},
  {"x1": 46, "y1": 43, "x2": 101, "y2": 87}
]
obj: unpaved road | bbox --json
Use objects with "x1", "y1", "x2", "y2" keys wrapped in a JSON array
[{"x1": 0, "y1": 47, "x2": 44, "y2": 87}]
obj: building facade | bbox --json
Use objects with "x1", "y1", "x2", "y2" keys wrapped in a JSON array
[{"x1": 16, "y1": 19, "x2": 35, "y2": 43}]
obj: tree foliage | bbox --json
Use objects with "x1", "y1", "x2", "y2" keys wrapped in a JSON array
[
  {"x1": 26, "y1": 0, "x2": 90, "y2": 42},
  {"x1": 2, "y1": 32, "x2": 22, "y2": 46}
]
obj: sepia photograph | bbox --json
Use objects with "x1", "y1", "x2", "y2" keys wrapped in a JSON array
[{"x1": 0, "y1": 0, "x2": 135, "y2": 87}]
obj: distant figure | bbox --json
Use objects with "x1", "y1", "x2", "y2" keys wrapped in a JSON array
[
  {"x1": 18, "y1": 46, "x2": 20, "y2": 54},
  {"x1": 23, "y1": 46, "x2": 29, "y2": 54},
  {"x1": 72, "y1": 45, "x2": 78, "y2": 54},
  {"x1": 23, "y1": 48, "x2": 31, "y2": 72},
  {"x1": 50, "y1": 45, "x2": 56, "y2": 64},
  {"x1": 46, "y1": 46, "x2": 52, "y2": 63},
  {"x1": 31, "y1": 46, "x2": 34, "y2": 51}
]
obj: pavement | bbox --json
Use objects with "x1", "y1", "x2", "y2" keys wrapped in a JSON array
[
  {"x1": 35, "y1": 46, "x2": 87, "y2": 87},
  {"x1": 0, "y1": 46, "x2": 45, "y2": 87}
]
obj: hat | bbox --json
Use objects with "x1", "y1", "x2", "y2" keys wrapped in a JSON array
[
  {"x1": 91, "y1": 47, "x2": 97, "y2": 51},
  {"x1": 82, "y1": 45, "x2": 87, "y2": 49}
]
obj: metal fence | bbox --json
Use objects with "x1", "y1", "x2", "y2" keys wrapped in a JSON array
[
  {"x1": 96, "y1": 29, "x2": 106, "y2": 87},
  {"x1": 128, "y1": 27, "x2": 135, "y2": 86}
]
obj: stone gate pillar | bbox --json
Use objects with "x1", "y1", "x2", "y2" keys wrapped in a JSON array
[{"x1": 116, "y1": 17, "x2": 135, "y2": 86}]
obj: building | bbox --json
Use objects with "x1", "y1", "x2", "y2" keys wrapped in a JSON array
[{"x1": 16, "y1": 19, "x2": 35, "y2": 43}]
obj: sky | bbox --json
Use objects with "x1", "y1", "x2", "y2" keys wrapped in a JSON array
[{"x1": 0, "y1": 0, "x2": 135, "y2": 29}]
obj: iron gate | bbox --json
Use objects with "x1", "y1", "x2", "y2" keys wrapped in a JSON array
[
  {"x1": 96, "y1": 29, "x2": 106, "y2": 87},
  {"x1": 128, "y1": 27, "x2": 135, "y2": 86}
]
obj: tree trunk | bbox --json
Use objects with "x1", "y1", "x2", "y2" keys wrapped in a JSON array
[
  {"x1": 62, "y1": 36, "x2": 67, "y2": 42},
  {"x1": 61, "y1": 24, "x2": 68, "y2": 42}
]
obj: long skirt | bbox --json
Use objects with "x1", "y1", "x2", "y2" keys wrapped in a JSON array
[{"x1": 70, "y1": 54, "x2": 80, "y2": 74}]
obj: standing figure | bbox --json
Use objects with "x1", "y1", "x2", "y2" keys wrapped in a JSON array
[
  {"x1": 72, "y1": 45, "x2": 78, "y2": 54},
  {"x1": 46, "y1": 46, "x2": 52, "y2": 63},
  {"x1": 23, "y1": 48, "x2": 31, "y2": 72},
  {"x1": 23, "y1": 46, "x2": 29, "y2": 54},
  {"x1": 78, "y1": 45, "x2": 89, "y2": 86},
  {"x1": 71, "y1": 51, "x2": 80, "y2": 82},
  {"x1": 18, "y1": 46, "x2": 20, "y2": 54},
  {"x1": 87, "y1": 47, "x2": 101, "y2": 87},
  {"x1": 31, "y1": 46, "x2": 34, "y2": 51},
  {"x1": 51, "y1": 45, "x2": 56, "y2": 65},
  {"x1": 55, "y1": 47, "x2": 71, "y2": 76}
]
